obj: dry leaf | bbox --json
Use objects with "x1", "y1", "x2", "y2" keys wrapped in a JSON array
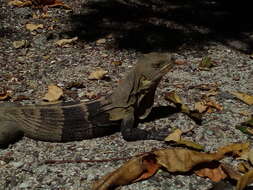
[
  {"x1": 111, "y1": 61, "x2": 122, "y2": 66},
  {"x1": 12, "y1": 0, "x2": 71, "y2": 9},
  {"x1": 236, "y1": 115, "x2": 253, "y2": 135},
  {"x1": 236, "y1": 169, "x2": 253, "y2": 190},
  {"x1": 195, "y1": 99, "x2": 222, "y2": 113},
  {"x1": 55, "y1": 37, "x2": 78, "y2": 46},
  {"x1": 221, "y1": 163, "x2": 241, "y2": 181},
  {"x1": 248, "y1": 149, "x2": 253, "y2": 166},
  {"x1": 42, "y1": 84, "x2": 63, "y2": 102},
  {"x1": 96, "y1": 38, "x2": 106, "y2": 45},
  {"x1": 230, "y1": 92, "x2": 253, "y2": 105},
  {"x1": 8, "y1": 0, "x2": 25, "y2": 6},
  {"x1": 88, "y1": 69, "x2": 108, "y2": 80},
  {"x1": 13, "y1": 40, "x2": 29, "y2": 49},
  {"x1": 26, "y1": 23, "x2": 43, "y2": 32},
  {"x1": 206, "y1": 100, "x2": 223, "y2": 111},
  {"x1": 205, "y1": 89, "x2": 219, "y2": 97},
  {"x1": 165, "y1": 129, "x2": 182, "y2": 142},
  {"x1": 195, "y1": 164, "x2": 227, "y2": 182},
  {"x1": 165, "y1": 91, "x2": 202, "y2": 123},
  {"x1": 165, "y1": 129, "x2": 203, "y2": 150},
  {"x1": 177, "y1": 139, "x2": 204, "y2": 150},
  {"x1": 195, "y1": 101, "x2": 208, "y2": 113},
  {"x1": 0, "y1": 92, "x2": 10, "y2": 101},
  {"x1": 175, "y1": 59, "x2": 187, "y2": 65},
  {"x1": 237, "y1": 162, "x2": 251, "y2": 173},
  {"x1": 92, "y1": 153, "x2": 160, "y2": 190},
  {"x1": 93, "y1": 143, "x2": 247, "y2": 190}
]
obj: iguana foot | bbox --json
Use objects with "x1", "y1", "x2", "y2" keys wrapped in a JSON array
[{"x1": 0, "y1": 121, "x2": 24, "y2": 148}]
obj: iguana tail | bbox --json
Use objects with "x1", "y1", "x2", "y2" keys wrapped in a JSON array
[{"x1": 0, "y1": 101, "x2": 116, "y2": 146}]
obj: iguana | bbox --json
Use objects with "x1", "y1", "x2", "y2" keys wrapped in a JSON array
[{"x1": 0, "y1": 53, "x2": 176, "y2": 147}]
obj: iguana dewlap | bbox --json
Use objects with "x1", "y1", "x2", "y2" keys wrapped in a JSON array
[{"x1": 0, "y1": 53, "x2": 176, "y2": 147}]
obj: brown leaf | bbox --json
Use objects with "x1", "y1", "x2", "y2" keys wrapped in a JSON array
[
  {"x1": 42, "y1": 84, "x2": 63, "y2": 102},
  {"x1": 165, "y1": 129, "x2": 182, "y2": 142},
  {"x1": 26, "y1": 23, "x2": 43, "y2": 32},
  {"x1": 13, "y1": 40, "x2": 29, "y2": 49},
  {"x1": 0, "y1": 91, "x2": 10, "y2": 101},
  {"x1": 165, "y1": 129, "x2": 204, "y2": 150},
  {"x1": 92, "y1": 153, "x2": 159, "y2": 190},
  {"x1": 195, "y1": 164, "x2": 227, "y2": 182},
  {"x1": 55, "y1": 37, "x2": 78, "y2": 47},
  {"x1": 111, "y1": 61, "x2": 122, "y2": 66},
  {"x1": 177, "y1": 139, "x2": 204, "y2": 150},
  {"x1": 88, "y1": 69, "x2": 108, "y2": 80},
  {"x1": 195, "y1": 99, "x2": 222, "y2": 113},
  {"x1": 221, "y1": 163, "x2": 241, "y2": 181},
  {"x1": 8, "y1": 0, "x2": 26, "y2": 6},
  {"x1": 93, "y1": 143, "x2": 247, "y2": 190},
  {"x1": 195, "y1": 101, "x2": 208, "y2": 113},
  {"x1": 206, "y1": 99, "x2": 223, "y2": 111},
  {"x1": 236, "y1": 169, "x2": 253, "y2": 190},
  {"x1": 217, "y1": 142, "x2": 250, "y2": 156},
  {"x1": 230, "y1": 92, "x2": 253, "y2": 105},
  {"x1": 164, "y1": 91, "x2": 183, "y2": 105}
]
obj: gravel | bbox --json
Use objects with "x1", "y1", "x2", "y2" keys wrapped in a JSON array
[{"x1": 0, "y1": 0, "x2": 253, "y2": 190}]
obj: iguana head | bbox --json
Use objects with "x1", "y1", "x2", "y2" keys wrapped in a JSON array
[
  {"x1": 135, "y1": 52, "x2": 176, "y2": 90},
  {"x1": 110, "y1": 52, "x2": 176, "y2": 120},
  {"x1": 134, "y1": 52, "x2": 176, "y2": 119}
]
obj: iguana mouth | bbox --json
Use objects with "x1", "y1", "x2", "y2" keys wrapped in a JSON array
[{"x1": 154, "y1": 63, "x2": 175, "y2": 81}]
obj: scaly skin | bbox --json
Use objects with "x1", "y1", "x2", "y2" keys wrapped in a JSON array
[{"x1": 0, "y1": 52, "x2": 176, "y2": 147}]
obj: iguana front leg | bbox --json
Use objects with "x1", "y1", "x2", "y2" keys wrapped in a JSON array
[{"x1": 120, "y1": 112, "x2": 168, "y2": 141}]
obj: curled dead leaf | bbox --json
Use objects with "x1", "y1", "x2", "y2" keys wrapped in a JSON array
[
  {"x1": 93, "y1": 143, "x2": 247, "y2": 189},
  {"x1": 26, "y1": 23, "x2": 43, "y2": 32},
  {"x1": 195, "y1": 101, "x2": 208, "y2": 113},
  {"x1": 165, "y1": 129, "x2": 182, "y2": 142},
  {"x1": 195, "y1": 164, "x2": 227, "y2": 182},
  {"x1": 13, "y1": 40, "x2": 29, "y2": 49},
  {"x1": 88, "y1": 69, "x2": 108, "y2": 80},
  {"x1": 0, "y1": 91, "x2": 10, "y2": 101},
  {"x1": 42, "y1": 84, "x2": 63, "y2": 102},
  {"x1": 8, "y1": 0, "x2": 26, "y2": 6},
  {"x1": 55, "y1": 37, "x2": 78, "y2": 47},
  {"x1": 236, "y1": 169, "x2": 253, "y2": 190},
  {"x1": 230, "y1": 91, "x2": 253, "y2": 105}
]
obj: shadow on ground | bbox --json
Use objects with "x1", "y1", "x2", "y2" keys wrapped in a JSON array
[{"x1": 65, "y1": 0, "x2": 253, "y2": 53}]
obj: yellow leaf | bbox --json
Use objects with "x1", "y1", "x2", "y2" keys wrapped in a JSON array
[
  {"x1": 13, "y1": 40, "x2": 29, "y2": 49},
  {"x1": 165, "y1": 129, "x2": 182, "y2": 142},
  {"x1": 42, "y1": 84, "x2": 63, "y2": 102},
  {"x1": 26, "y1": 23, "x2": 44, "y2": 32},
  {"x1": 55, "y1": 37, "x2": 78, "y2": 46},
  {"x1": 177, "y1": 139, "x2": 204, "y2": 150},
  {"x1": 195, "y1": 101, "x2": 208, "y2": 113},
  {"x1": 8, "y1": 0, "x2": 25, "y2": 6},
  {"x1": 88, "y1": 69, "x2": 108, "y2": 80},
  {"x1": 236, "y1": 169, "x2": 253, "y2": 190},
  {"x1": 164, "y1": 91, "x2": 183, "y2": 104},
  {"x1": 230, "y1": 92, "x2": 253, "y2": 105}
]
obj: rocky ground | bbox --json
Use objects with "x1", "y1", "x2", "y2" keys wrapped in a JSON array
[{"x1": 0, "y1": 0, "x2": 253, "y2": 189}]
